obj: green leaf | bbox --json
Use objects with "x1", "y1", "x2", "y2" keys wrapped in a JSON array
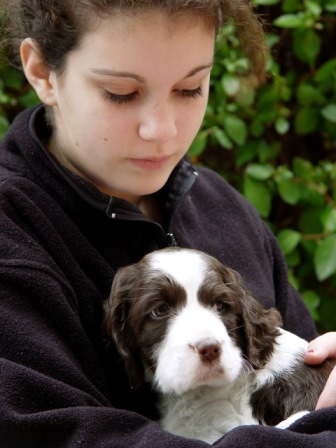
[
  {"x1": 18, "y1": 89, "x2": 40, "y2": 108},
  {"x1": 318, "y1": 297, "x2": 336, "y2": 331},
  {"x1": 277, "y1": 229, "x2": 301, "y2": 255},
  {"x1": 188, "y1": 131, "x2": 207, "y2": 157},
  {"x1": 258, "y1": 141, "x2": 281, "y2": 163},
  {"x1": 277, "y1": 178, "x2": 303, "y2": 204},
  {"x1": 250, "y1": 117, "x2": 265, "y2": 137},
  {"x1": 213, "y1": 127, "x2": 233, "y2": 149},
  {"x1": 299, "y1": 207, "x2": 324, "y2": 234},
  {"x1": 235, "y1": 85, "x2": 256, "y2": 108},
  {"x1": 221, "y1": 74, "x2": 240, "y2": 96},
  {"x1": 223, "y1": 115, "x2": 247, "y2": 146},
  {"x1": 274, "y1": 14, "x2": 305, "y2": 28},
  {"x1": 302, "y1": 290, "x2": 320, "y2": 321},
  {"x1": 1, "y1": 67, "x2": 24, "y2": 90},
  {"x1": 0, "y1": 115, "x2": 9, "y2": 139},
  {"x1": 286, "y1": 249, "x2": 301, "y2": 267},
  {"x1": 243, "y1": 176, "x2": 272, "y2": 218},
  {"x1": 246, "y1": 163, "x2": 274, "y2": 181},
  {"x1": 315, "y1": 235, "x2": 336, "y2": 280},
  {"x1": 293, "y1": 29, "x2": 321, "y2": 66},
  {"x1": 275, "y1": 117, "x2": 290, "y2": 135},
  {"x1": 293, "y1": 157, "x2": 313, "y2": 179},
  {"x1": 283, "y1": 0, "x2": 302, "y2": 12},
  {"x1": 257, "y1": 85, "x2": 281, "y2": 109},
  {"x1": 301, "y1": 184, "x2": 325, "y2": 206},
  {"x1": 320, "y1": 208, "x2": 336, "y2": 233},
  {"x1": 324, "y1": 0, "x2": 336, "y2": 12},
  {"x1": 235, "y1": 143, "x2": 258, "y2": 167},
  {"x1": 304, "y1": 0, "x2": 322, "y2": 17},
  {"x1": 295, "y1": 107, "x2": 320, "y2": 133},
  {"x1": 315, "y1": 59, "x2": 336, "y2": 82},
  {"x1": 321, "y1": 104, "x2": 336, "y2": 124},
  {"x1": 296, "y1": 83, "x2": 320, "y2": 105},
  {"x1": 253, "y1": 0, "x2": 280, "y2": 4}
]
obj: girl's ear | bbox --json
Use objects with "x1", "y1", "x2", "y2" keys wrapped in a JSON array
[{"x1": 20, "y1": 38, "x2": 57, "y2": 105}]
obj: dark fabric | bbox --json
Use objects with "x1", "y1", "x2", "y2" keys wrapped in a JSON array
[{"x1": 0, "y1": 105, "x2": 335, "y2": 447}]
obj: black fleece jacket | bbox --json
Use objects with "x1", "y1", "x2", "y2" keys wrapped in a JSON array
[{"x1": 0, "y1": 105, "x2": 335, "y2": 447}]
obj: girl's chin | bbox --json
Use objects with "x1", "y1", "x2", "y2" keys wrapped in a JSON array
[
  {"x1": 100, "y1": 185, "x2": 165, "y2": 204},
  {"x1": 93, "y1": 170, "x2": 174, "y2": 203}
]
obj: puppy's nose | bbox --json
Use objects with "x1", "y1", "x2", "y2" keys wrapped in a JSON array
[{"x1": 189, "y1": 338, "x2": 222, "y2": 362}]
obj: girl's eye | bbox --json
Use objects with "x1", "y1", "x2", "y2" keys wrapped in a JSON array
[
  {"x1": 103, "y1": 90, "x2": 139, "y2": 104},
  {"x1": 103, "y1": 86, "x2": 203, "y2": 104},
  {"x1": 151, "y1": 304, "x2": 170, "y2": 320},
  {"x1": 176, "y1": 86, "x2": 203, "y2": 99}
]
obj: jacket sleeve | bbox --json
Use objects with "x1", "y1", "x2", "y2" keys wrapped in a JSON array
[{"x1": 214, "y1": 410, "x2": 336, "y2": 448}]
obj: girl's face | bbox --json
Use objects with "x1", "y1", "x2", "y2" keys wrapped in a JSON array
[{"x1": 47, "y1": 13, "x2": 215, "y2": 204}]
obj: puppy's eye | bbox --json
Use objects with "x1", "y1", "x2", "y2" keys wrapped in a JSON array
[
  {"x1": 215, "y1": 302, "x2": 226, "y2": 312},
  {"x1": 151, "y1": 304, "x2": 170, "y2": 319}
]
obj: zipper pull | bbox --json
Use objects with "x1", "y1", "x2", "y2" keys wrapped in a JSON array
[{"x1": 167, "y1": 233, "x2": 178, "y2": 247}]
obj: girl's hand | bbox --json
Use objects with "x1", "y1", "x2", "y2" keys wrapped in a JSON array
[{"x1": 304, "y1": 332, "x2": 336, "y2": 409}]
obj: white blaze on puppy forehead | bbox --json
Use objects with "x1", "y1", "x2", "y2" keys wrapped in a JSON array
[
  {"x1": 149, "y1": 249, "x2": 206, "y2": 300},
  {"x1": 149, "y1": 250, "x2": 243, "y2": 396}
]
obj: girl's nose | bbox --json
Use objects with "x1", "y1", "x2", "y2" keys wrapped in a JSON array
[{"x1": 138, "y1": 101, "x2": 177, "y2": 142}]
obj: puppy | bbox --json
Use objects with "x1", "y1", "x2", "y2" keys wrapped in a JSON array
[{"x1": 102, "y1": 247, "x2": 334, "y2": 443}]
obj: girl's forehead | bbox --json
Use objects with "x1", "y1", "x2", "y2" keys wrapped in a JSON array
[
  {"x1": 86, "y1": 9, "x2": 216, "y2": 39},
  {"x1": 77, "y1": 12, "x2": 215, "y2": 70}
]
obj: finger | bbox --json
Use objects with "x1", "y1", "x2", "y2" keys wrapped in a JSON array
[
  {"x1": 304, "y1": 332, "x2": 336, "y2": 365},
  {"x1": 316, "y1": 366, "x2": 336, "y2": 410}
]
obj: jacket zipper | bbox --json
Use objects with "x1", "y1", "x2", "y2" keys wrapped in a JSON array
[
  {"x1": 166, "y1": 233, "x2": 178, "y2": 247},
  {"x1": 165, "y1": 169, "x2": 198, "y2": 247},
  {"x1": 106, "y1": 166, "x2": 198, "y2": 248}
]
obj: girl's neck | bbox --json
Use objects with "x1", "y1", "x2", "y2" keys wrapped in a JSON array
[{"x1": 139, "y1": 195, "x2": 164, "y2": 224}]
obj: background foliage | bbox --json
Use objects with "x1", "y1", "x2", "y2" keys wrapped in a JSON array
[
  {"x1": 189, "y1": 0, "x2": 336, "y2": 332},
  {"x1": 0, "y1": 0, "x2": 335, "y2": 332}
]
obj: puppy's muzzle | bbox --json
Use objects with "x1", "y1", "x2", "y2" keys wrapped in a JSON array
[{"x1": 189, "y1": 338, "x2": 222, "y2": 363}]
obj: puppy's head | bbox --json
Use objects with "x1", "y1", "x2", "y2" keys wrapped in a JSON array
[{"x1": 102, "y1": 248, "x2": 282, "y2": 393}]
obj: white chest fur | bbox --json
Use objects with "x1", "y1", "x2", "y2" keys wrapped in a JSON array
[{"x1": 159, "y1": 329, "x2": 308, "y2": 444}]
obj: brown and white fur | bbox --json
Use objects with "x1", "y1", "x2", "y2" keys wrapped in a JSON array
[{"x1": 102, "y1": 248, "x2": 334, "y2": 444}]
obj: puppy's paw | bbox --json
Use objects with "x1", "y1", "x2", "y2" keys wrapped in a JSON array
[{"x1": 276, "y1": 411, "x2": 310, "y2": 429}]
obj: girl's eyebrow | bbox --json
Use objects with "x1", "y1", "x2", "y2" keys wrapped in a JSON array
[
  {"x1": 89, "y1": 62, "x2": 214, "y2": 83},
  {"x1": 186, "y1": 62, "x2": 214, "y2": 78}
]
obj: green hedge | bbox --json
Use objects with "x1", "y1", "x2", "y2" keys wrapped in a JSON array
[{"x1": 1, "y1": 0, "x2": 336, "y2": 331}]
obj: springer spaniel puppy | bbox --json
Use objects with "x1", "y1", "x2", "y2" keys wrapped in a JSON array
[{"x1": 102, "y1": 247, "x2": 334, "y2": 444}]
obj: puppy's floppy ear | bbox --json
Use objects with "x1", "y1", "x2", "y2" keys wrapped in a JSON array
[
  {"x1": 221, "y1": 266, "x2": 282, "y2": 369},
  {"x1": 240, "y1": 291, "x2": 282, "y2": 369},
  {"x1": 102, "y1": 264, "x2": 145, "y2": 389}
]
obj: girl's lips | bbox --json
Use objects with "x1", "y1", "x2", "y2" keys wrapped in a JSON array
[{"x1": 129, "y1": 156, "x2": 171, "y2": 171}]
